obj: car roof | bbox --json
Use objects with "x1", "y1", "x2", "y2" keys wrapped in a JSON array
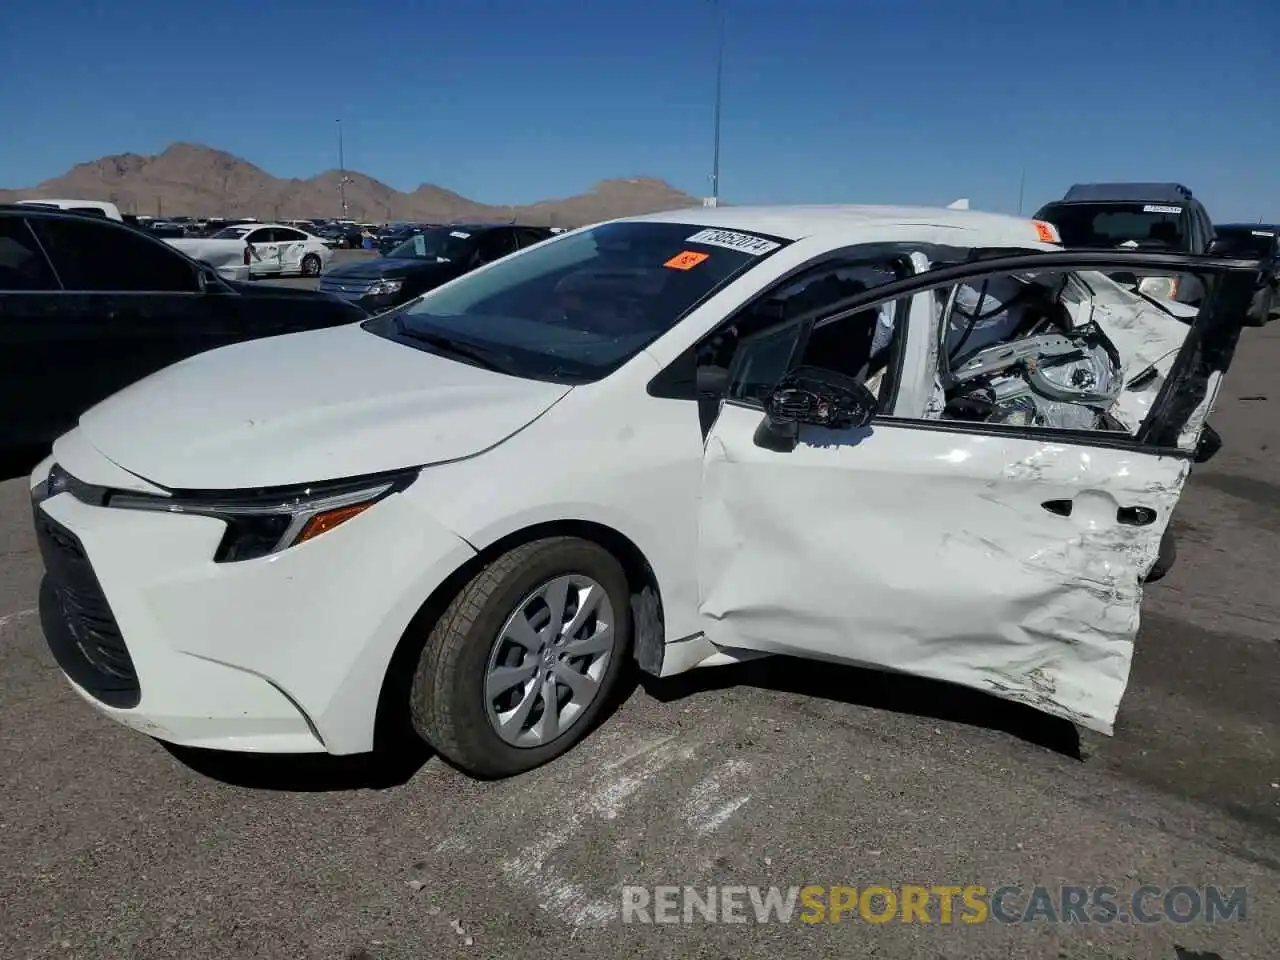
[
  {"x1": 1059, "y1": 183, "x2": 1193, "y2": 204},
  {"x1": 0, "y1": 203, "x2": 128, "y2": 222},
  {"x1": 226, "y1": 222, "x2": 317, "y2": 232},
  {"x1": 1215, "y1": 222, "x2": 1278, "y2": 234},
  {"x1": 619, "y1": 204, "x2": 1060, "y2": 247}
]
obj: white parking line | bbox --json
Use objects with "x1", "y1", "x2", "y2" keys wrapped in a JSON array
[
  {"x1": 501, "y1": 739, "x2": 693, "y2": 927},
  {"x1": 0, "y1": 608, "x2": 35, "y2": 631},
  {"x1": 681, "y1": 758, "x2": 753, "y2": 835}
]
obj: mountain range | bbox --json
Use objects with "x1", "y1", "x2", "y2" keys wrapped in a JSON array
[{"x1": 0, "y1": 143, "x2": 702, "y2": 226}]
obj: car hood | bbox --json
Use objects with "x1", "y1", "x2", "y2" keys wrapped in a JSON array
[
  {"x1": 326, "y1": 257, "x2": 452, "y2": 280},
  {"x1": 76, "y1": 323, "x2": 571, "y2": 491}
]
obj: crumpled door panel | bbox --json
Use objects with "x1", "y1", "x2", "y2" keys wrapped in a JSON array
[{"x1": 697, "y1": 405, "x2": 1187, "y2": 734}]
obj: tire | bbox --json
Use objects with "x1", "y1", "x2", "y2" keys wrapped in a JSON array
[
  {"x1": 300, "y1": 253, "x2": 322, "y2": 278},
  {"x1": 1145, "y1": 529, "x2": 1176, "y2": 583},
  {"x1": 410, "y1": 537, "x2": 631, "y2": 778}
]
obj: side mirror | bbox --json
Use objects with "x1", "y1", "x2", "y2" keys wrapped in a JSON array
[{"x1": 754, "y1": 365, "x2": 879, "y2": 452}]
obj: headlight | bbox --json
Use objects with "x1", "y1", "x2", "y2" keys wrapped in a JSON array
[
  {"x1": 32, "y1": 462, "x2": 109, "y2": 507},
  {"x1": 107, "y1": 469, "x2": 419, "y2": 562},
  {"x1": 367, "y1": 278, "x2": 404, "y2": 296},
  {"x1": 1138, "y1": 275, "x2": 1179, "y2": 300}
]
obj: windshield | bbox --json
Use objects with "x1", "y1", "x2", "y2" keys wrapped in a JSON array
[
  {"x1": 211, "y1": 227, "x2": 251, "y2": 240},
  {"x1": 1036, "y1": 202, "x2": 1189, "y2": 250},
  {"x1": 1213, "y1": 228, "x2": 1276, "y2": 258},
  {"x1": 364, "y1": 220, "x2": 786, "y2": 383},
  {"x1": 386, "y1": 228, "x2": 476, "y2": 261}
]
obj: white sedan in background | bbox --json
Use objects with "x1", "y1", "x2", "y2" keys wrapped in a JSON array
[
  {"x1": 29, "y1": 205, "x2": 1268, "y2": 779},
  {"x1": 166, "y1": 223, "x2": 333, "y2": 279}
]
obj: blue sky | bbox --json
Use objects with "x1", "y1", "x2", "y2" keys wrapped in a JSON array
[{"x1": 2, "y1": 0, "x2": 1276, "y2": 220}]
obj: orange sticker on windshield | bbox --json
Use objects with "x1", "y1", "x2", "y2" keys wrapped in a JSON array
[
  {"x1": 1033, "y1": 220, "x2": 1060, "y2": 243},
  {"x1": 664, "y1": 250, "x2": 710, "y2": 270}
]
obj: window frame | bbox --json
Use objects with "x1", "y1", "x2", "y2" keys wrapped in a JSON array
[
  {"x1": 720, "y1": 255, "x2": 917, "y2": 415},
  {"x1": 707, "y1": 249, "x2": 1257, "y2": 458}
]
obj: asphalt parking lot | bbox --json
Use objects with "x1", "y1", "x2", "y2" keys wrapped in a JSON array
[{"x1": 1, "y1": 268, "x2": 1278, "y2": 959}]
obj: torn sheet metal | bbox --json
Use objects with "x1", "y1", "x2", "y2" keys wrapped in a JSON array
[
  {"x1": 933, "y1": 268, "x2": 1193, "y2": 436},
  {"x1": 697, "y1": 404, "x2": 1188, "y2": 734}
]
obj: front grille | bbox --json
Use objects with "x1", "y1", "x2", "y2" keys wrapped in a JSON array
[
  {"x1": 34, "y1": 506, "x2": 141, "y2": 709},
  {"x1": 318, "y1": 277, "x2": 374, "y2": 297}
]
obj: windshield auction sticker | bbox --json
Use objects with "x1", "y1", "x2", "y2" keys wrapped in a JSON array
[
  {"x1": 1142, "y1": 205, "x2": 1182, "y2": 214},
  {"x1": 664, "y1": 251, "x2": 710, "y2": 270},
  {"x1": 686, "y1": 228, "x2": 781, "y2": 255}
]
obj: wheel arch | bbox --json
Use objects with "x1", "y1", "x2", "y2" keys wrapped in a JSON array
[{"x1": 372, "y1": 517, "x2": 664, "y2": 751}]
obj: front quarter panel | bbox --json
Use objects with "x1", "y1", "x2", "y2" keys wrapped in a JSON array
[{"x1": 410, "y1": 353, "x2": 709, "y2": 642}]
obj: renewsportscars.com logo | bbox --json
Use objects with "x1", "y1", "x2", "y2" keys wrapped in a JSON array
[{"x1": 620, "y1": 885, "x2": 1248, "y2": 925}]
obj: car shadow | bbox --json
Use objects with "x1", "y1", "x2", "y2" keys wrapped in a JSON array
[
  {"x1": 160, "y1": 738, "x2": 434, "y2": 792},
  {"x1": 643, "y1": 654, "x2": 1083, "y2": 759}
]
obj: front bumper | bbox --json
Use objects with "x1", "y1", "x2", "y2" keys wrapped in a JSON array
[
  {"x1": 317, "y1": 285, "x2": 404, "y2": 312},
  {"x1": 30, "y1": 449, "x2": 476, "y2": 755}
]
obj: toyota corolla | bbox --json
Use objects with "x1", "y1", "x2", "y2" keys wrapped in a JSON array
[{"x1": 29, "y1": 206, "x2": 1268, "y2": 777}]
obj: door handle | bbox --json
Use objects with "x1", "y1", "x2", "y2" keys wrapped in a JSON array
[
  {"x1": 1041, "y1": 499, "x2": 1072, "y2": 517},
  {"x1": 1117, "y1": 506, "x2": 1158, "y2": 526}
]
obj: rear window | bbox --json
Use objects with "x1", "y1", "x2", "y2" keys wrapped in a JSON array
[
  {"x1": 1036, "y1": 202, "x2": 1189, "y2": 251},
  {"x1": 370, "y1": 220, "x2": 787, "y2": 383}
]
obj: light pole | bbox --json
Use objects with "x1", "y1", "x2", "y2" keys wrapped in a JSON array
[
  {"x1": 336, "y1": 119, "x2": 352, "y2": 219},
  {"x1": 1016, "y1": 166, "x2": 1026, "y2": 216},
  {"x1": 708, "y1": 0, "x2": 724, "y2": 206}
]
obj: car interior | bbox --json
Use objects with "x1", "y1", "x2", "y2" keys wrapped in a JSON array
[{"x1": 732, "y1": 263, "x2": 1136, "y2": 435}]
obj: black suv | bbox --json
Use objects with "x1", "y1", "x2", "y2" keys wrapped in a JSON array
[
  {"x1": 1211, "y1": 224, "x2": 1279, "y2": 324},
  {"x1": 0, "y1": 205, "x2": 369, "y2": 471},
  {"x1": 1033, "y1": 183, "x2": 1215, "y2": 306},
  {"x1": 319, "y1": 223, "x2": 554, "y2": 312}
]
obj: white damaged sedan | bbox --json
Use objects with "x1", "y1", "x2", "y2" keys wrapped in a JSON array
[
  {"x1": 167, "y1": 222, "x2": 333, "y2": 279},
  {"x1": 30, "y1": 206, "x2": 1269, "y2": 777}
]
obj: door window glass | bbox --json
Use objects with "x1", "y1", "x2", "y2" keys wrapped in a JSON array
[
  {"x1": 0, "y1": 218, "x2": 59, "y2": 290},
  {"x1": 726, "y1": 260, "x2": 909, "y2": 408},
  {"x1": 516, "y1": 228, "x2": 550, "y2": 249},
  {"x1": 29, "y1": 217, "x2": 199, "y2": 292},
  {"x1": 476, "y1": 229, "x2": 518, "y2": 263}
]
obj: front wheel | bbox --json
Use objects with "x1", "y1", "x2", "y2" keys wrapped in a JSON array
[
  {"x1": 409, "y1": 537, "x2": 631, "y2": 778},
  {"x1": 300, "y1": 253, "x2": 322, "y2": 277}
]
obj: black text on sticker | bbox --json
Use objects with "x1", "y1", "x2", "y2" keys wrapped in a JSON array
[
  {"x1": 685, "y1": 228, "x2": 781, "y2": 256},
  {"x1": 1142, "y1": 204, "x2": 1182, "y2": 214}
]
